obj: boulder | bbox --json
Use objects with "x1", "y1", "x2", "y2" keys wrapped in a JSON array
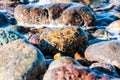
[
  {"x1": 14, "y1": 3, "x2": 95, "y2": 28},
  {"x1": 39, "y1": 27, "x2": 88, "y2": 57},
  {"x1": 43, "y1": 64, "x2": 119, "y2": 80},
  {"x1": 85, "y1": 40, "x2": 120, "y2": 69},
  {"x1": 0, "y1": 39, "x2": 45, "y2": 80}
]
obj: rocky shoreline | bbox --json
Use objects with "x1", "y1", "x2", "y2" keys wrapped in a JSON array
[{"x1": 0, "y1": 0, "x2": 120, "y2": 80}]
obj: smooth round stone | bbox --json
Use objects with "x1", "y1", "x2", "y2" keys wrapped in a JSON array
[
  {"x1": 14, "y1": 3, "x2": 95, "y2": 28},
  {"x1": 43, "y1": 64, "x2": 119, "y2": 80},
  {"x1": 0, "y1": 30, "x2": 24, "y2": 46},
  {"x1": 0, "y1": 39, "x2": 45, "y2": 80},
  {"x1": 48, "y1": 56, "x2": 81, "y2": 70},
  {"x1": 92, "y1": 29, "x2": 113, "y2": 41},
  {"x1": 90, "y1": 62, "x2": 119, "y2": 77},
  {"x1": 85, "y1": 40, "x2": 120, "y2": 69},
  {"x1": 39, "y1": 27, "x2": 88, "y2": 57},
  {"x1": 106, "y1": 20, "x2": 120, "y2": 34}
]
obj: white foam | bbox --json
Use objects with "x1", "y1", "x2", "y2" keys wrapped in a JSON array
[
  {"x1": 35, "y1": 0, "x2": 52, "y2": 5},
  {"x1": 17, "y1": 21, "x2": 72, "y2": 28}
]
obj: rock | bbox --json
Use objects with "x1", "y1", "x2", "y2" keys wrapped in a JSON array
[
  {"x1": 92, "y1": 29, "x2": 113, "y2": 41},
  {"x1": 0, "y1": 30, "x2": 24, "y2": 46},
  {"x1": 39, "y1": 27, "x2": 88, "y2": 57},
  {"x1": 0, "y1": 12, "x2": 9, "y2": 27},
  {"x1": 48, "y1": 57, "x2": 81, "y2": 70},
  {"x1": 106, "y1": 20, "x2": 120, "y2": 34},
  {"x1": 53, "y1": 53, "x2": 63, "y2": 60},
  {"x1": 88, "y1": 0, "x2": 105, "y2": 8},
  {"x1": 90, "y1": 62, "x2": 119, "y2": 77},
  {"x1": 0, "y1": 39, "x2": 45, "y2": 80},
  {"x1": 43, "y1": 64, "x2": 119, "y2": 80},
  {"x1": 29, "y1": 33, "x2": 40, "y2": 45},
  {"x1": 14, "y1": 3, "x2": 95, "y2": 28},
  {"x1": 85, "y1": 40, "x2": 120, "y2": 69},
  {"x1": 93, "y1": 29, "x2": 112, "y2": 38},
  {"x1": 74, "y1": 52, "x2": 92, "y2": 66}
]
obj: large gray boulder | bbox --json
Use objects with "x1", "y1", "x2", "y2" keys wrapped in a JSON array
[{"x1": 0, "y1": 39, "x2": 45, "y2": 80}]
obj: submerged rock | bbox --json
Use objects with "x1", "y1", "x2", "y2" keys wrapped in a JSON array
[
  {"x1": 0, "y1": 39, "x2": 45, "y2": 80},
  {"x1": 14, "y1": 3, "x2": 95, "y2": 28},
  {"x1": 39, "y1": 27, "x2": 88, "y2": 57},
  {"x1": 0, "y1": 30, "x2": 24, "y2": 46},
  {"x1": 85, "y1": 40, "x2": 120, "y2": 69}
]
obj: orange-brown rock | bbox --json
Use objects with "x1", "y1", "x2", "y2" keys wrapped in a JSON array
[
  {"x1": 14, "y1": 3, "x2": 95, "y2": 27},
  {"x1": 39, "y1": 27, "x2": 88, "y2": 57}
]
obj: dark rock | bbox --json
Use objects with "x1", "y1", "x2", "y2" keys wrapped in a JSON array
[{"x1": 90, "y1": 62, "x2": 119, "y2": 77}]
